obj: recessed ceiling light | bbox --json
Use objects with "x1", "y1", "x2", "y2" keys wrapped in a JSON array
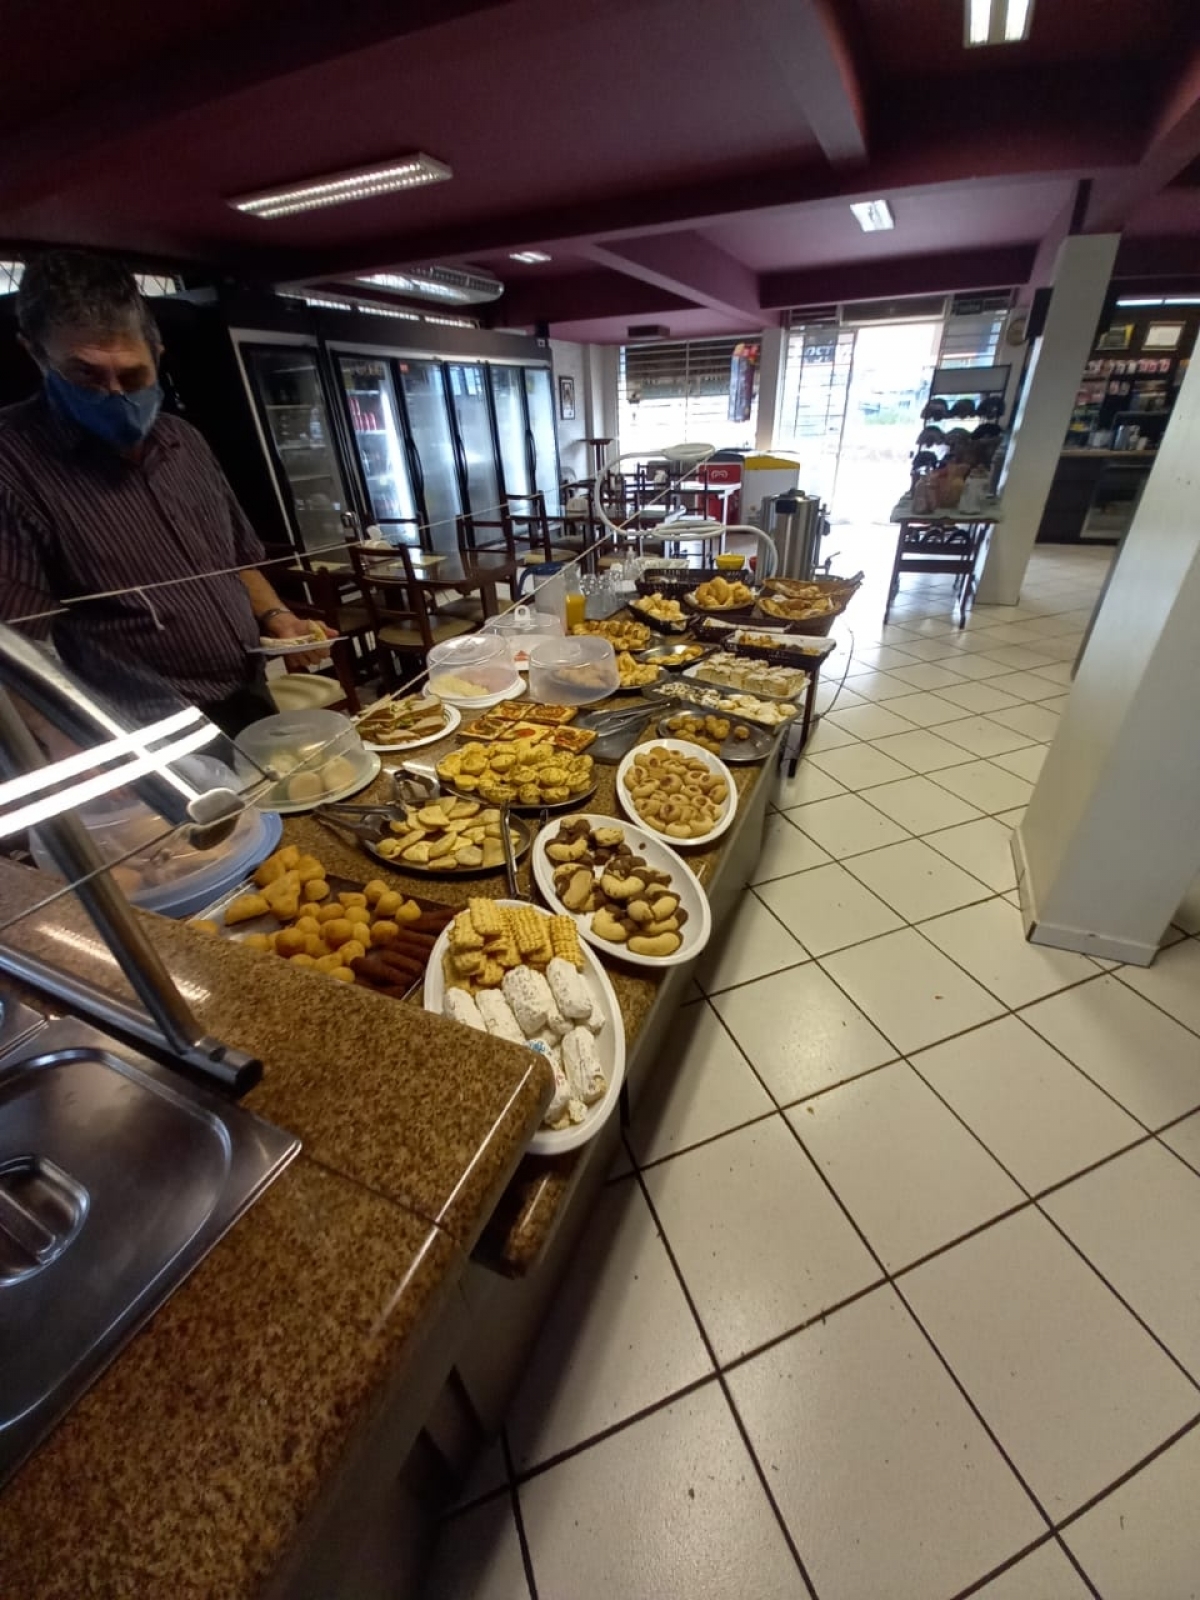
[
  {"x1": 850, "y1": 199, "x2": 894, "y2": 232},
  {"x1": 509, "y1": 250, "x2": 552, "y2": 264},
  {"x1": 230, "y1": 153, "x2": 451, "y2": 219},
  {"x1": 965, "y1": 0, "x2": 1034, "y2": 46}
]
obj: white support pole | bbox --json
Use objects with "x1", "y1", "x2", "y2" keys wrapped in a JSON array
[
  {"x1": 755, "y1": 326, "x2": 786, "y2": 452},
  {"x1": 1014, "y1": 350, "x2": 1200, "y2": 965},
  {"x1": 976, "y1": 233, "x2": 1120, "y2": 606}
]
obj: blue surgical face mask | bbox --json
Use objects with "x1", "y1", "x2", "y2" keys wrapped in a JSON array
[{"x1": 45, "y1": 368, "x2": 162, "y2": 450}]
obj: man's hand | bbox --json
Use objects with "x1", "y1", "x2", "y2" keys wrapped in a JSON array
[{"x1": 264, "y1": 610, "x2": 336, "y2": 669}]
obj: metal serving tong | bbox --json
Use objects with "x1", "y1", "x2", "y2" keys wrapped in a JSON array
[{"x1": 313, "y1": 767, "x2": 441, "y2": 846}]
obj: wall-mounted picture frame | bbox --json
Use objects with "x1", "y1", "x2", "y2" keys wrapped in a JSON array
[
  {"x1": 1096, "y1": 324, "x2": 1134, "y2": 352},
  {"x1": 1143, "y1": 322, "x2": 1184, "y2": 351},
  {"x1": 558, "y1": 375, "x2": 576, "y2": 420}
]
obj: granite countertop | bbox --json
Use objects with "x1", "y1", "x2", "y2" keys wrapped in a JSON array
[
  {"x1": 0, "y1": 693, "x2": 767, "y2": 1591},
  {"x1": 0, "y1": 852, "x2": 552, "y2": 1597}
]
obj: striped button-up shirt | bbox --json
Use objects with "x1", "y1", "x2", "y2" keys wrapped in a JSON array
[{"x1": 0, "y1": 393, "x2": 265, "y2": 709}]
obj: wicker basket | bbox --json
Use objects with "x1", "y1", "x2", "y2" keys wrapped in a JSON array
[{"x1": 754, "y1": 571, "x2": 863, "y2": 635}]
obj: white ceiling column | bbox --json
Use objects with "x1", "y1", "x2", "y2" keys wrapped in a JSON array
[{"x1": 976, "y1": 232, "x2": 1119, "y2": 606}]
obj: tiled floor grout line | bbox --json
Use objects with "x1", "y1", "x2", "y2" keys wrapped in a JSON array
[
  {"x1": 1049, "y1": 1534, "x2": 1106, "y2": 1600},
  {"x1": 1108, "y1": 964, "x2": 1200, "y2": 1044},
  {"x1": 509, "y1": 1372, "x2": 719, "y2": 1489},
  {"x1": 502, "y1": 1430, "x2": 540, "y2": 1600},
  {"x1": 1050, "y1": 1410, "x2": 1200, "y2": 1538},
  {"x1": 628, "y1": 1166, "x2": 823, "y2": 1600},
  {"x1": 944, "y1": 1531, "x2": 1068, "y2": 1600}
]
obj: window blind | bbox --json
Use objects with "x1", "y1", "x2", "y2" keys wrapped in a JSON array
[{"x1": 618, "y1": 337, "x2": 759, "y2": 455}]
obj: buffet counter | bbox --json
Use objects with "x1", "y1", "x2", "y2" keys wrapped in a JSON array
[{"x1": 0, "y1": 705, "x2": 772, "y2": 1598}]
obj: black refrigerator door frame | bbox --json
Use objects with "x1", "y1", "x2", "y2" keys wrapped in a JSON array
[
  {"x1": 521, "y1": 364, "x2": 562, "y2": 511},
  {"x1": 236, "y1": 337, "x2": 362, "y2": 559}
]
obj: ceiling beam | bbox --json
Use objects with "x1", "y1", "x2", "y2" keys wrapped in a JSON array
[
  {"x1": 1085, "y1": 38, "x2": 1200, "y2": 230},
  {"x1": 271, "y1": 68, "x2": 1135, "y2": 283},
  {"x1": 760, "y1": 244, "x2": 1037, "y2": 309},
  {"x1": 491, "y1": 270, "x2": 695, "y2": 327},
  {"x1": 743, "y1": 0, "x2": 868, "y2": 167},
  {"x1": 582, "y1": 233, "x2": 763, "y2": 320},
  {"x1": 0, "y1": 0, "x2": 519, "y2": 212}
]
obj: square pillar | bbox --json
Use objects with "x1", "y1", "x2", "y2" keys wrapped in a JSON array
[
  {"x1": 976, "y1": 233, "x2": 1120, "y2": 606},
  {"x1": 1015, "y1": 350, "x2": 1200, "y2": 964}
]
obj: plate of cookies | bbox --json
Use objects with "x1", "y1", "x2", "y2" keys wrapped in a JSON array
[
  {"x1": 425, "y1": 897, "x2": 626, "y2": 1154},
  {"x1": 532, "y1": 815, "x2": 711, "y2": 968},
  {"x1": 436, "y1": 740, "x2": 598, "y2": 812},
  {"x1": 615, "y1": 739, "x2": 737, "y2": 847},
  {"x1": 368, "y1": 796, "x2": 532, "y2": 876}
]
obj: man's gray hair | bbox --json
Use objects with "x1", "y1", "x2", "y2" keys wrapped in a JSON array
[{"x1": 16, "y1": 249, "x2": 161, "y2": 352}]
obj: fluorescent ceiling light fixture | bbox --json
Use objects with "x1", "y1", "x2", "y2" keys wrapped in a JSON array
[
  {"x1": 0, "y1": 707, "x2": 219, "y2": 839},
  {"x1": 1164, "y1": 296, "x2": 1200, "y2": 306},
  {"x1": 357, "y1": 265, "x2": 503, "y2": 305},
  {"x1": 230, "y1": 153, "x2": 451, "y2": 220},
  {"x1": 422, "y1": 313, "x2": 479, "y2": 328},
  {"x1": 1116, "y1": 297, "x2": 1164, "y2": 307},
  {"x1": 965, "y1": 0, "x2": 1033, "y2": 46},
  {"x1": 850, "y1": 199, "x2": 894, "y2": 232},
  {"x1": 509, "y1": 251, "x2": 552, "y2": 264}
]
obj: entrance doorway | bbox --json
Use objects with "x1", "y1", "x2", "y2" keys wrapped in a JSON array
[{"x1": 830, "y1": 320, "x2": 944, "y2": 526}]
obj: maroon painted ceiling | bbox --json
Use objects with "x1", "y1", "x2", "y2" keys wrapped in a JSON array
[{"x1": 0, "y1": 0, "x2": 1197, "y2": 342}]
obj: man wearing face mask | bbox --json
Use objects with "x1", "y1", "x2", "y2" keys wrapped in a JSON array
[{"x1": 0, "y1": 248, "x2": 330, "y2": 736}]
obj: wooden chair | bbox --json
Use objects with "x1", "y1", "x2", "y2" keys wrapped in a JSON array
[
  {"x1": 274, "y1": 555, "x2": 372, "y2": 713},
  {"x1": 455, "y1": 514, "x2": 524, "y2": 607},
  {"x1": 348, "y1": 544, "x2": 475, "y2": 689}
]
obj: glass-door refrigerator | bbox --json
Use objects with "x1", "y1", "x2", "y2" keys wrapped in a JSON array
[
  {"x1": 488, "y1": 364, "x2": 562, "y2": 517},
  {"x1": 239, "y1": 342, "x2": 357, "y2": 556},
  {"x1": 445, "y1": 361, "x2": 502, "y2": 531},
  {"x1": 335, "y1": 355, "x2": 420, "y2": 543},
  {"x1": 524, "y1": 366, "x2": 562, "y2": 512},
  {"x1": 395, "y1": 359, "x2": 464, "y2": 554},
  {"x1": 490, "y1": 364, "x2": 535, "y2": 514}
]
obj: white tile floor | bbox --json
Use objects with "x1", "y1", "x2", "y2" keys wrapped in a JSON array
[{"x1": 426, "y1": 543, "x2": 1200, "y2": 1600}]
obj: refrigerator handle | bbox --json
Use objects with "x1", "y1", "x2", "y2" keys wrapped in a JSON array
[
  {"x1": 451, "y1": 428, "x2": 469, "y2": 502},
  {"x1": 525, "y1": 426, "x2": 537, "y2": 481}
]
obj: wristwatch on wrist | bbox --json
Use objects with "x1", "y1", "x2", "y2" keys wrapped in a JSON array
[{"x1": 255, "y1": 606, "x2": 292, "y2": 630}]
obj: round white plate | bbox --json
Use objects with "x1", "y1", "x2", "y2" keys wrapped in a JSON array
[
  {"x1": 615, "y1": 738, "x2": 737, "y2": 848},
  {"x1": 428, "y1": 678, "x2": 525, "y2": 712},
  {"x1": 532, "y1": 813, "x2": 711, "y2": 969},
  {"x1": 424, "y1": 899, "x2": 626, "y2": 1156},
  {"x1": 360, "y1": 700, "x2": 461, "y2": 753},
  {"x1": 260, "y1": 750, "x2": 382, "y2": 814},
  {"x1": 250, "y1": 634, "x2": 343, "y2": 656}
]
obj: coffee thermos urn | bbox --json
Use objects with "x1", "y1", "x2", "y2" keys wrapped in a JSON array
[{"x1": 760, "y1": 491, "x2": 826, "y2": 580}]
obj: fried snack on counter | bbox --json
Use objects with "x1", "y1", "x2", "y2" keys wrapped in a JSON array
[
  {"x1": 543, "y1": 818, "x2": 687, "y2": 958},
  {"x1": 375, "y1": 795, "x2": 516, "y2": 872},
  {"x1": 569, "y1": 617, "x2": 651, "y2": 652},
  {"x1": 620, "y1": 745, "x2": 731, "y2": 840},
  {"x1": 615, "y1": 650, "x2": 662, "y2": 689},
  {"x1": 691, "y1": 576, "x2": 755, "y2": 610},
  {"x1": 211, "y1": 843, "x2": 452, "y2": 991},
  {"x1": 436, "y1": 740, "x2": 595, "y2": 806},
  {"x1": 491, "y1": 701, "x2": 578, "y2": 726},
  {"x1": 650, "y1": 676, "x2": 796, "y2": 728},
  {"x1": 630, "y1": 593, "x2": 686, "y2": 624},
  {"x1": 661, "y1": 712, "x2": 734, "y2": 754}
]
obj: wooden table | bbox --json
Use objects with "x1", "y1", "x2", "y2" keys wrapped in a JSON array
[{"x1": 885, "y1": 499, "x2": 1003, "y2": 627}]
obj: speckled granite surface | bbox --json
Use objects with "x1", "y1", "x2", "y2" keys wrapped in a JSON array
[
  {"x1": 0, "y1": 859, "x2": 552, "y2": 1250},
  {"x1": 0, "y1": 1157, "x2": 458, "y2": 1600},
  {"x1": 0, "y1": 698, "x2": 766, "y2": 1592}
]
